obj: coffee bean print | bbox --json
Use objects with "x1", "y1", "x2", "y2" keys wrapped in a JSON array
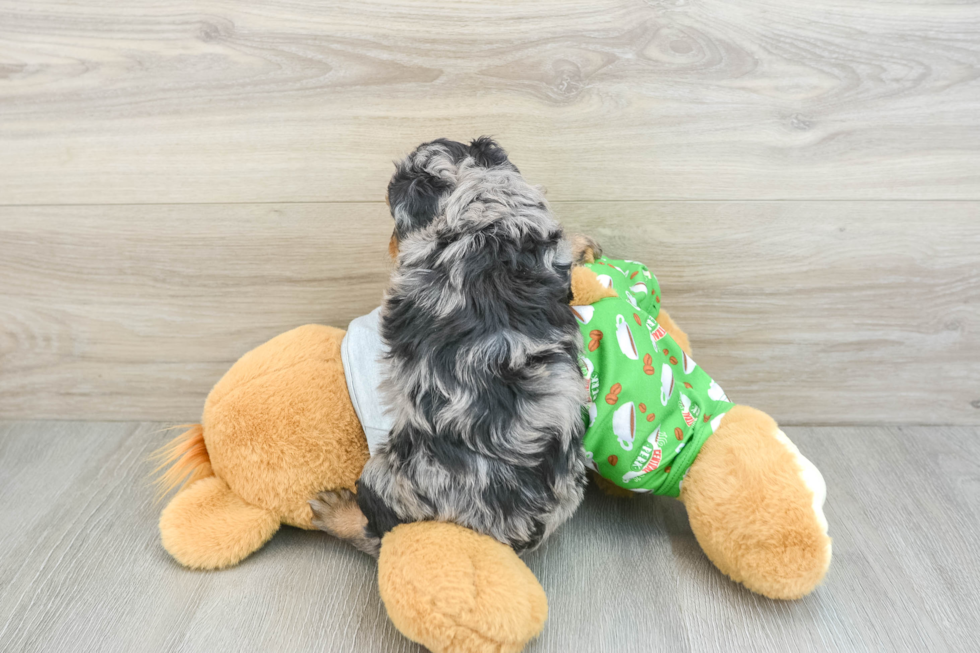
[
  {"x1": 588, "y1": 329, "x2": 603, "y2": 352},
  {"x1": 642, "y1": 353, "x2": 655, "y2": 375},
  {"x1": 605, "y1": 382, "x2": 622, "y2": 405},
  {"x1": 674, "y1": 427, "x2": 684, "y2": 440},
  {"x1": 608, "y1": 455, "x2": 619, "y2": 466}
]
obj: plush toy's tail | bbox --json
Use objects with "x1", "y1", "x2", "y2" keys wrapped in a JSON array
[
  {"x1": 151, "y1": 424, "x2": 281, "y2": 570},
  {"x1": 152, "y1": 424, "x2": 214, "y2": 500}
]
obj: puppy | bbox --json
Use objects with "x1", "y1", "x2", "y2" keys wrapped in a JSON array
[{"x1": 312, "y1": 137, "x2": 588, "y2": 555}]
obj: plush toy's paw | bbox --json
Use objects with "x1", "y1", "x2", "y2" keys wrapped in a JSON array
[
  {"x1": 309, "y1": 489, "x2": 379, "y2": 557},
  {"x1": 378, "y1": 522, "x2": 547, "y2": 653},
  {"x1": 159, "y1": 476, "x2": 280, "y2": 570},
  {"x1": 680, "y1": 405, "x2": 832, "y2": 600}
]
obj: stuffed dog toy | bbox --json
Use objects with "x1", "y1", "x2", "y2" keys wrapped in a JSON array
[{"x1": 155, "y1": 243, "x2": 831, "y2": 653}]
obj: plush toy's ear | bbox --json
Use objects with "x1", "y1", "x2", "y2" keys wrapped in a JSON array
[
  {"x1": 159, "y1": 476, "x2": 280, "y2": 570},
  {"x1": 570, "y1": 234, "x2": 602, "y2": 264},
  {"x1": 570, "y1": 266, "x2": 618, "y2": 306}
]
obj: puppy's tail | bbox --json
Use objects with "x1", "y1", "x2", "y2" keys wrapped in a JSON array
[{"x1": 150, "y1": 424, "x2": 214, "y2": 502}]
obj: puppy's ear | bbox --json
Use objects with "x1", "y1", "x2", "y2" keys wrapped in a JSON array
[
  {"x1": 387, "y1": 168, "x2": 451, "y2": 237},
  {"x1": 570, "y1": 234, "x2": 602, "y2": 264},
  {"x1": 387, "y1": 139, "x2": 468, "y2": 237},
  {"x1": 469, "y1": 136, "x2": 516, "y2": 170}
]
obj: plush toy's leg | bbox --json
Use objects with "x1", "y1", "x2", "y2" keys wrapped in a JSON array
[
  {"x1": 159, "y1": 476, "x2": 280, "y2": 570},
  {"x1": 680, "y1": 405, "x2": 831, "y2": 600},
  {"x1": 378, "y1": 522, "x2": 548, "y2": 653}
]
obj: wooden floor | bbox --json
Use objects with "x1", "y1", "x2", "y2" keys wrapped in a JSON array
[{"x1": 1, "y1": 420, "x2": 977, "y2": 652}]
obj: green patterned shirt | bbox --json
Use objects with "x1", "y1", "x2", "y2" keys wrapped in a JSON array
[{"x1": 575, "y1": 257, "x2": 735, "y2": 497}]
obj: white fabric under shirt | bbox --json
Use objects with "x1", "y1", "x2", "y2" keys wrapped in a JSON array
[{"x1": 341, "y1": 307, "x2": 395, "y2": 456}]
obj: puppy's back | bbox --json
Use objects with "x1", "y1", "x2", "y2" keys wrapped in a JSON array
[{"x1": 358, "y1": 139, "x2": 587, "y2": 551}]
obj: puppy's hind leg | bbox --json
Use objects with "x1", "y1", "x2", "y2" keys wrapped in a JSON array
[{"x1": 310, "y1": 489, "x2": 381, "y2": 558}]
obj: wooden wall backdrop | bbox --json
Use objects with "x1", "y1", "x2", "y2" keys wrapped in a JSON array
[{"x1": 1, "y1": 0, "x2": 978, "y2": 423}]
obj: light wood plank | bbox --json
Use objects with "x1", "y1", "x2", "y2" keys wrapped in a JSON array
[
  {"x1": 1, "y1": 202, "x2": 977, "y2": 424},
  {"x1": 584, "y1": 201, "x2": 980, "y2": 427},
  {"x1": 1, "y1": 0, "x2": 979, "y2": 203},
  {"x1": 0, "y1": 421, "x2": 423, "y2": 653},
  {"x1": 676, "y1": 425, "x2": 980, "y2": 653},
  {"x1": 1, "y1": 421, "x2": 978, "y2": 651},
  {"x1": 525, "y1": 484, "x2": 689, "y2": 652}
]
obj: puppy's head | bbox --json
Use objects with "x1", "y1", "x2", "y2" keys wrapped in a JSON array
[{"x1": 386, "y1": 137, "x2": 517, "y2": 246}]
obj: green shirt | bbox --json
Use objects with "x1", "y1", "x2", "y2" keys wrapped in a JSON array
[{"x1": 575, "y1": 257, "x2": 735, "y2": 497}]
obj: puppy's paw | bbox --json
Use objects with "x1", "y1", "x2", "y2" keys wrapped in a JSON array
[
  {"x1": 310, "y1": 489, "x2": 359, "y2": 538},
  {"x1": 571, "y1": 234, "x2": 602, "y2": 264},
  {"x1": 310, "y1": 489, "x2": 381, "y2": 557}
]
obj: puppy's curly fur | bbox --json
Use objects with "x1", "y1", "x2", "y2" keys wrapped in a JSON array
[{"x1": 315, "y1": 138, "x2": 588, "y2": 555}]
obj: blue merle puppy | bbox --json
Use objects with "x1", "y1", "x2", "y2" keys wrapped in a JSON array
[{"x1": 310, "y1": 137, "x2": 588, "y2": 556}]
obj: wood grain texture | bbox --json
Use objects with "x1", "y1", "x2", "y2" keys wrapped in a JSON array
[
  {"x1": 1, "y1": 421, "x2": 978, "y2": 652},
  {"x1": 2, "y1": 201, "x2": 977, "y2": 424},
  {"x1": 0, "y1": 421, "x2": 422, "y2": 653},
  {"x1": 673, "y1": 425, "x2": 980, "y2": 653},
  {"x1": 1, "y1": 0, "x2": 979, "y2": 203}
]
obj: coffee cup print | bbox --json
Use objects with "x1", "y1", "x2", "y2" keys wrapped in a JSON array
[
  {"x1": 572, "y1": 305, "x2": 594, "y2": 325},
  {"x1": 650, "y1": 323, "x2": 667, "y2": 348},
  {"x1": 609, "y1": 263, "x2": 630, "y2": 277},
  {"x1": 581, "y1": 356, "x2": 594, "y2": 378},
  {"x1": 621, "y1": 426, "x2": 662, "y2": 483},
  {"x1": 612, "y1": 401, "x2": 637, "y2": 450},
  {"x1": 682, "y1": 351, "x2": 696, "y2": 374},
  {"x1": 587, "y1": 401, "x2": 598, "y2": 427},
  {"x1": 615, "y1": 314, "x2": 639, "y2": 360},
  {"x1": 629, "y1": 282, "x2": 648, "y2": 295},
  {"x1": 660, "y1": 364, "x2": 674, "y2": 405},
  {"x1": 623, "y1": 260, "x2": 652, "y2": 279},
  {"x1": 596, "y1": 274, "x2": 614, "y2": 289},
  {"x1": 707, "y1": 380, "x2": 729, "y2": 402},
  {"x1": 679, "y1": 394, "x2": 696, "y2": 426},
  {"x1": 625, "y1": 291, "x2": 641, "y2": 311}
]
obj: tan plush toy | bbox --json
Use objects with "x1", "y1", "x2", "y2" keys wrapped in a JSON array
[{"x1": 155, "y1": 257, "x2": 831, "y2": 653}]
